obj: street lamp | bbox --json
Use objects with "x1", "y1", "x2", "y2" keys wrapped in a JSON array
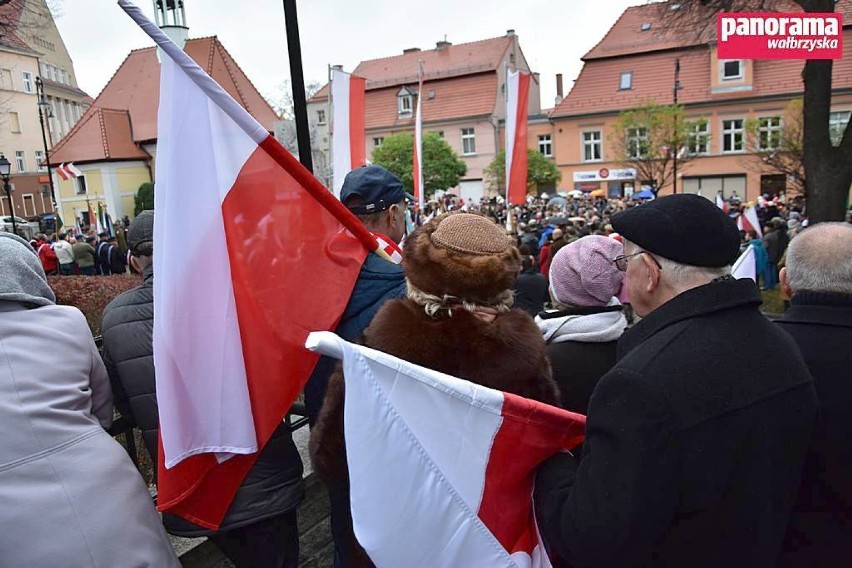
[{"x1": 0, "y1": 154, "x2": 15, "y2": 235}]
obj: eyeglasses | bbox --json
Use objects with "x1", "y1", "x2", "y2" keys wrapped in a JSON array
[{"x1": 613, "y1": 250, "x2": 662, "y2": 272}]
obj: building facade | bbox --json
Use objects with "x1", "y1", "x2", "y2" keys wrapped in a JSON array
[
  {"x1": 0, "y1": 0, "x2": 89, "y2": 222},
  {"x1": 308, "y1": 31, "x2": 541, "y2": 202},
  {"x1": 48, "y1": 2, "x2": 278, "y2": 228},
  {"x1": 548, "y1": 3, "x2": 852, "y2": 202}
]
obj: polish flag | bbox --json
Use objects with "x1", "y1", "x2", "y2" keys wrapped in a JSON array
[
  {"x1": 306, "y1": 331, "x2": 586, "y2": 567},
  {"x1": 737, "y1": 206, "x2": 762, "y2": 237},
  {"x1": 331, "y1": 68, "x2": 366, "y2": 198},
  {"x1": 56, "y1": 162, "x2": 82, "y2": 181},
  {"x1": 506, "y1": 70, "x2": 530, "y2": 206},
  {"x1": 715, "y1": 194, "x2": 729, "y2": 213},
  {"x1": 413, "y1": 61, "x2": 425, "y2": 210},
  {"x1": 121, "y1": 1, "x2": 397, "y2": 529}
]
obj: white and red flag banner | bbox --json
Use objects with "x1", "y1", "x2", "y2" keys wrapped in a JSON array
[
  {"x1": 120, "y1": 0, "x2": 396, "y2": 529},
  {"x1": 413, "y1": 61, "x2": 425, "y2": 211},
  {"x1": 715, "y1": 194, "x2": 729, "y2": 213},
  {"x1": 737, "y1": 206, "x2": 762, "y2": 237},
  {"x1": 331, "y1": 68, "x2": 366, "y2": 197},
  {"x1": 306, "y1": 331, "x2": 586, "y2": 567},
  {"x1": 506, "y1": 70, "x2": 530, "y2": 206},
  {"x1": 56, "y1": 162, "x2": 82, "y2": 181}
]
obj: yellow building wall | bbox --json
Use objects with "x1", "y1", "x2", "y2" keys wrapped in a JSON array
[{"x1": 57, "y1": 163, "x2": 151, "y2": 227}]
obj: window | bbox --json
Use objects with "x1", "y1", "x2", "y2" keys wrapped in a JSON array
[
  {"x1": 722, "y1": 119, "x2": 744, "y2": 153},
  {"x1": 316, "y1": 109, "x2": 326, "y2": 124},
  {"x1": 582, "y1": 130, "x2": 602, "y2": 162},
  {"x1": 373, "y1": 137, "x2": 384, "y2": 147},
  {"x1": 397, "y1": 88, "x2": 414, "y2": 115},
  {"x1": 34, "y1": 150, "x2": 45, "y2": 172},
  {"x1": 757, "y1": 116, "x2": 782, "y2": 151},
  {"x1": 461, "y1": 128, "x2": 476, "y2": 155},
  {"x1": 619, "y1": 72, "x2": 632, "y2": 90},
  {"x1": 75, "y1": 175, "x2": 87, "y2": 195},
  {"x1": 829, "y1": 110, "x2": 851, "y2": 145},
  {"x1": 0, "y1": 68, "x2": 12, "y2": 90},
  {"x1": 641, "y1": 22, "x2": 652, "y2": 31},
  {"x1": 627, "y1": 127, "x2": 649, "y2": 159},
  {"x1": 721, "y1": 60, "x2": 743, "y2": 81},
  {"x1": 538, "y1": 134, "x2": 552, "y2": 157},
  {"x1": 14, "y1": 151, "x2": 25, "y2": 173},
  {"x1": 49, "y1": 65, "x2": 56, "y2": 82},
  {"x1": 22, "y1": 71, "x2": 33, "y2": 93},
  {"x1": 435, "y1": 131, "x2": 444, "y2": 138},
  {"x1": 8, "y1": 111, "x2": 20, "y2": 133},
  {"x1": 688, "y1": 122, "x2": 709, "y2": 155}
]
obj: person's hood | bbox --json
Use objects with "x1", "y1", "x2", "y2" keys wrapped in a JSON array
[
  {"x1": 0, "y1": 232, "x2": 55, "y2": 307},
  {"x1": 535, "y1": 298, "x2": 627, "y2": 344}
]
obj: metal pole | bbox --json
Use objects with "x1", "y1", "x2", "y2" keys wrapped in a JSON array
[
  {"x1": 673, "y1": 58, "x2": 680, "y2": 195},
  {"x1": 4, "y1": 178, "x2": 16, "y2": 235},
  {"x1": 36, "y1": 77, "x2": 59, "y2": 228},
  {"x1": 283, "y1": 0, "x2": 313, "y2": 173}
]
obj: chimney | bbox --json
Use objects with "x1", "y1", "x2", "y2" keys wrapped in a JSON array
[
  {"x1": 403, "y1": 47, "x2": 421, "y2": 54},
  {"x1": 153, "y1": 0, "x2": 189, "y2": 49},
  {"x1": 436, "y1": 36, "x2": 451, "y2": 50},
  {"x1": 506, "y1": 29, "x2": 515, "y2": 36},
  {"x1": 555, "y1": 73, "x2": 564, "y2": 105},
  {"x1": 331, "y1": 64, "x2": 343, "y2": 71}
]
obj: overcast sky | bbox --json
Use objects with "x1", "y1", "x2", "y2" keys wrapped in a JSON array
[{"x1": 55, "y1": 0, "x2": 647, "y2": 110}]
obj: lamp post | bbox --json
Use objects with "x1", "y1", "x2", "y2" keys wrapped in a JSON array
[
  {"x1": 35, "y1": 76, "x2": 59, "y2": 227},
  {"x1": 0, "y1": 154, "x2": 15, "y2": 235}
]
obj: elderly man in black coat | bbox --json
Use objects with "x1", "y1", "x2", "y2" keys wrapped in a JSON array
[
  {"x1": 535, "y1": 194, "x2": 817, "y2": 567},
  {"x1": 776, "y1": 222, "x2": 852, "y2": 566}
]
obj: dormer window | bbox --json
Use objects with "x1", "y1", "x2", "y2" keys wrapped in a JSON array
[
  {"x1": 721, "y1": 60, "x2": 743, "y2": 81},
  {"x1": 641, "y1": 23, "x2": 651, "y2": 31},
  {"x1": 398, "y1": 87, "x2": 414, "y2": 116}
]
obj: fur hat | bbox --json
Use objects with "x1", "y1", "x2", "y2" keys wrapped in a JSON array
[{"x1": 403, "y1": 213, "x2": 520, "y2": 305}]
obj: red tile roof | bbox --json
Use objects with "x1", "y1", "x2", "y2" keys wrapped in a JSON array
[
  {"x1": 49, "y1": 36, "x2": 278, "y2": 165},
  {"x1": 584, "y1": 1, "x2": 852, "y2": 61},
  {"x1": 49, "y1": 108, "x2": 150, "y2": 164},
  {"x1": 0, "y1": 0, "x2": 39, "y2": 54},
  {"x1": 364, "y1": 72, "x2": 497, "y2": 130},
  {"x1": 309, "y1": 35, "x2": 514, "y2": 101}
]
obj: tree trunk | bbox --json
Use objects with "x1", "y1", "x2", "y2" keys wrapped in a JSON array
[{"x1": 800, "y1": 0, "x2": 851, "y2": 223}]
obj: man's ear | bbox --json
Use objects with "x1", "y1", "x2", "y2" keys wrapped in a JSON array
[
  {"x1": 780, "y1": 267, "x2": 793, "y2": 298},
  {"x1": 130, "y1": 255, "x2": 141, "y2": 273},
  {"x1": 642, "y1": 253, "x2": 660, "y2": 294}
]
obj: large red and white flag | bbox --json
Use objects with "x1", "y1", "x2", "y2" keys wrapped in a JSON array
[
  {"x1": 120, "y1": 1, "x2": 393, "y2": 529},
  {"x1": 56, "y1": 162, "x2": 82, "y2": 181},
  {"x1": 737, "y1": 206, "x2": 762, "y2": 237},
  {"x1": 715, "y1": 193, "x2": 729, "y2": 213},
  {"x1": 413, "y1": 61, "x2": 425, "y2": 211},
  {"x1": 331, "y1": 68, "x2": 366, "y2": 197},
  {"x1": 306, "y1": 331, "x2": 586, "y2": 567},
  {"x1": 506, "y1": 70, "x2": 530, "y2": 206}
]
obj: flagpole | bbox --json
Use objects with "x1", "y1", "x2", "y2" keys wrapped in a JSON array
[
  {"x1": 282, "y1": 0, "x2": 313, "y2": 173},
  {"x1": 327, "y1": 64, "x2": 333, "y2": 188}
]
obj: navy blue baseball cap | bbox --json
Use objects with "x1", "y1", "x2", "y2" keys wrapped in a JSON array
[{"x1": 340, "y1": 165, "x2": 414, "y2": 214}]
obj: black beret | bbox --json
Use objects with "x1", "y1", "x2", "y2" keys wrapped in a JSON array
[{"x1": 612, "y1": 194, "x2": 740, "y2": 267}]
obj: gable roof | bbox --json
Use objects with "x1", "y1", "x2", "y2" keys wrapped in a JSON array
[
  {"x1": 309, "y1": 34, "x2": 514, "y2": 101},
  {"x1": 0, "y1": 0, "x2": 38, "y2": 54},
  {"x1": 48, "y1": 108, "x2": 150, "y2": 163},
  {"x1": 49, "y1": 36, "x2": 278, "y2": 165}
]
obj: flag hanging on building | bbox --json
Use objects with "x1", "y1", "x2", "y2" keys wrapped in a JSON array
[
  {"x1": 56, "y1": 162, "x2": 82, "y2": 181},
  {"x1": 737, "y1": 206, "x2": 762, "y2": 237},
  {"x1": 413, "y1": 61, "x2": 425, "y2": 211},
  {"x1": 306, "y1": 331, "x2": 586, "y2": 567},
  {"x1": 120, "y1": 0, "x2": 394, "y2": 530},
  {"x1": 505, "y1": 70, "x2": 530, "y2": 206},
  {"x1": 331, "y1": 68, "x2": 366, "y2": 197},
  {"x1": 732, "y1": 245, "x2": 756, "y2": 281}
]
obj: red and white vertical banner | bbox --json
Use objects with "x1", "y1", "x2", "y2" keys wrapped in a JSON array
[
  {"x1": 737, "y1": 206, "x2": 762, "y2": 238},
  {"x1": 413, "y1": 61, "x2": 425, "y2": 211},
  {"x1": 505, "y1": 70, "x2": 530, "y2": 206},
  {"x1": 332, "y1": 68, "x2": 366, "y2": 198}
]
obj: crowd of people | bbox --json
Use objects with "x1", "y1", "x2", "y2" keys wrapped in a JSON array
[
  {"x1": 1, "y1": 164, "x2": 850, "y2": 567},
  {"x1": 18, "y1": 228, "x2": 130, "y2": 277}
]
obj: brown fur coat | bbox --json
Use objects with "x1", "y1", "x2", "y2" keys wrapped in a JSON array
[{"x1": 309, "y1": 298, "x2": 559, "y2": 566}]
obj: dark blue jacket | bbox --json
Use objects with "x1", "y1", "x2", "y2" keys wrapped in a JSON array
[{"x1": 304, "y1": 253, "x2": 406, "y2": 425}]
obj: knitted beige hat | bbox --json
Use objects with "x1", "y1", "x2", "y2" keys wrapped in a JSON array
[{"x1": 403, "y1": 213, "x2": 520, "y2": 304}]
